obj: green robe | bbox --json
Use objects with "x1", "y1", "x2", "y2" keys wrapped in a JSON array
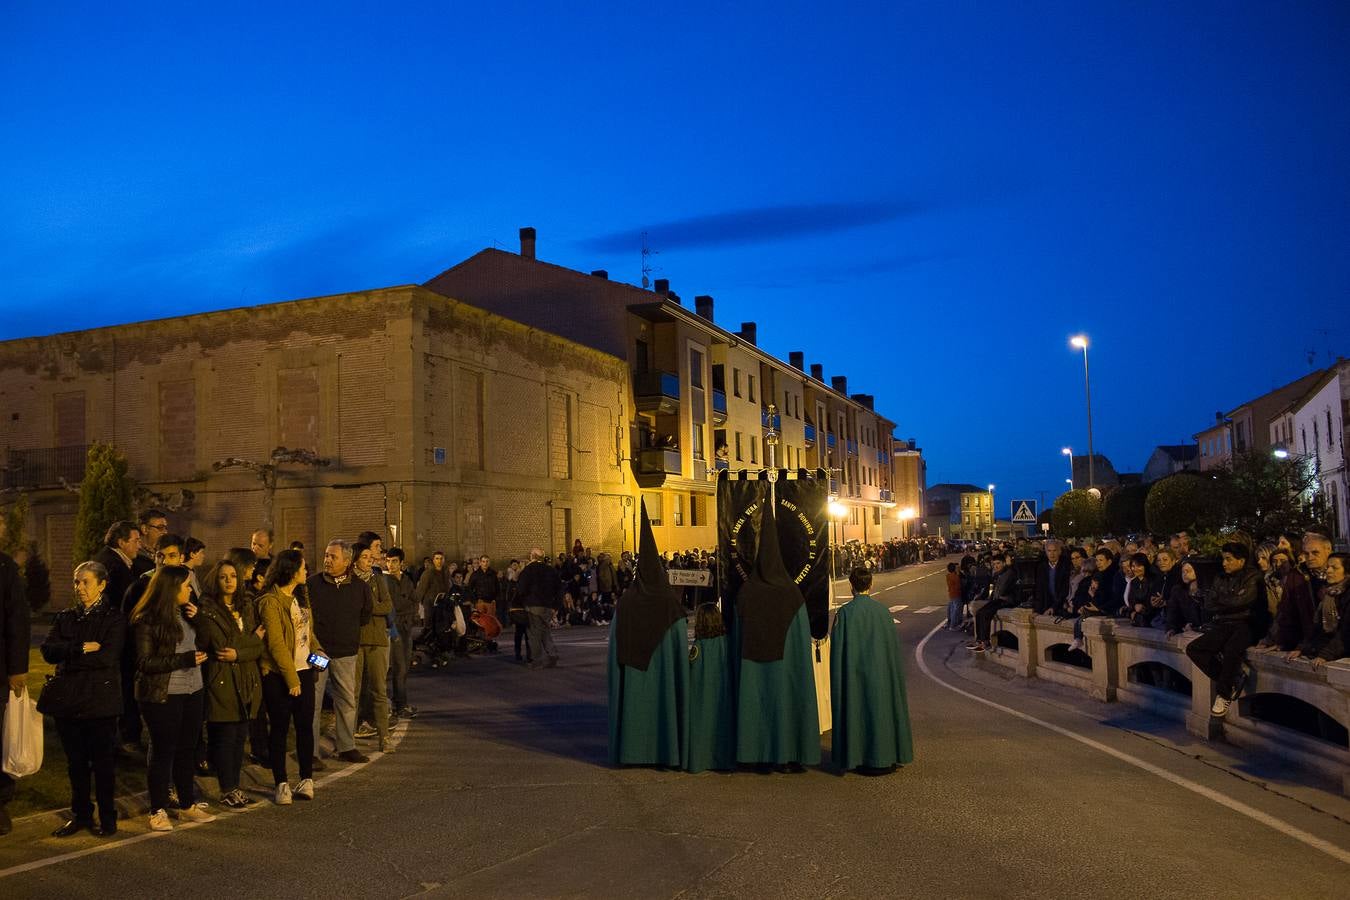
[
  {"x1": 829, "y1": 593, "x2": 914, "y2": 770},
  {"x1": 607, "y1": 617, "x2": 688, "y2": 766},
  {"x1": 736, "y1": 605, "x2": 821, "y2": 765},
  {"x1": 684, "y1": 636, "x2": 735, "y2": 772}
]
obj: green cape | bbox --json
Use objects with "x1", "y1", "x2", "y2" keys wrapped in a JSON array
[
  {"x1": 829, "y1": 594, "x2": 914, "y2": 770},
  {"x1": 607, "y1": 617, "x2": 688, "y2": 766},
  {"x1": 684, "y1": 635, "x2": 736, "y2": 772},
  {"x1": 736, "y1": 605, "x2": 821, "y2": 765}
]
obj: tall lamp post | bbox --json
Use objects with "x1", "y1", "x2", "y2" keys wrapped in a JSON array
[
  {"x1": 987, "y1": 483, "x2": 996, "y2": 542},
  {"x1": 1070, "y1": 335, "x2": 1095, "y2": 489},
  {"x1": 1061, "y1": 446, "x2": 1074, "y2": 490}
]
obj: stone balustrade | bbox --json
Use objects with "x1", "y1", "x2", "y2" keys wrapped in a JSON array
[{"x1": 976, "y1": 604, "x2": 1350, "y2": 795}]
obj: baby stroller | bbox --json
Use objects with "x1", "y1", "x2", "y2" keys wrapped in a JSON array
[{"x1": 412, "y1": 592, "x2": 468, "y2": 669}]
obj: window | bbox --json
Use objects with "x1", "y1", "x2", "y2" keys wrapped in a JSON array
[
  {"x1": 690, "y1": 494, "x2": 706, "y2": 527},
  {"x1": 748, "y1": 375, "x2": 756, "y2": 403},
  {"x1": 691, "y1": 423, "x2": 705, "y2": 459},
  {"x1": 750, "y1": 435, "x2": 758, "y2": 464},
  {"x1": 635, "y1": 339, "x2": 649, "y2": 373},
  {"x1": 1329, "y1": 410, "x2": 1335, "y2": 449},
  {"x1": 643, "y1": 492, "x2": 663, "y2": 526},
  {"x1": 784, "y1": 390, "x2": 791, "y2": 415},
  {"x1": 689, "y1": 347, "x2": 704, "y2": 389},
  {"x1": 673, "y1": 493, "x2": 684, "y2": 526},
  {"x1": 735, "y1": 432, "x2": 743, "y2": 461},
  {"x1": 733, "y1": 368, "x2": 741, "y2": 397}
]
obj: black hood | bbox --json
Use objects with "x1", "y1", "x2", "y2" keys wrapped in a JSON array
[
  {"x1": 737, "y1": 497, "x2": 806, "y2": 662},
  {"x1": 613, "y1": 500, "x2": 687, "y2": 670}
]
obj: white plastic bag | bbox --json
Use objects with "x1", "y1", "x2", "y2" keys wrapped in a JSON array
[{"x1": 2, "y1": 686, "x2": 43, "y2": 778}]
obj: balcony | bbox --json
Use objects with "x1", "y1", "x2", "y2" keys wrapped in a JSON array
[
  {"x1": 635, "y1": 448, "x2": 682, "y2": 486},
  {"x1": 711, "y1": 389, "x2": 728, "y2": 424},
  {"x1": 804, "y1": 423, "x2": 816, "y2": 447},
  {"x1": 877, "y1": 449, "x2": 887, "y2": 465},
  {"x1": 829, "y1": 477, "x2": 840, "y2": 495},
  {"x1": 633, "y1": 370, "x2": 680, "y2": 415},
  {"x1": 846, "y1": 439, "x2": 858, "y2": 456},
  {"x1": 826, "y1": 433, "x2": 837, "y2": 451},
  {"x1": 2, "y1": 445, "x2": 88, "y2": 489},
  {"x1": 880, "y1": 488, "x2": 893, "y2": 502},
  {"x1": 714, "y1": 458, "x2": 729, "y2": 472}
]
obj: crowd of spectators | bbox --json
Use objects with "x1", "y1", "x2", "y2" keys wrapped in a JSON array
[{"x1": 950, "y1": 528, "x2": 1349, "y2": 717}]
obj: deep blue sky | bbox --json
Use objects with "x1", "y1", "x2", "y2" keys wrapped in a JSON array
[{"x1": 3, "y1": 1, "x2": 1348, "y2": 513}]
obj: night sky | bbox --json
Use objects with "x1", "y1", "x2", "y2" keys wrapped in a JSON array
[{"x1": 3, "y1": 2, "x2": 1347, "y2": 513}]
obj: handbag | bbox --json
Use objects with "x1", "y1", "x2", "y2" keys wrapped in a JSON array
[
  {"x1": 36, "y1": 671, "x2": 82, "y2": 718},
  {"x1": 3, "y1": 686, "x2": 44, "y2": 777},
  {"x1": 508, "y1": 608, "x2": 529, "y2": 627}
]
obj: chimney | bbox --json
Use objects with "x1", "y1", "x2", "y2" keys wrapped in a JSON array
[
  {"x1": 519, "y1": 227, "x2": 536, "y2": 260},
  {"x1": 695, "y1": 295, "x2": 714, "y2": 321},
  {"x1": 789, "y1": 351, "x2": 804, "y2": 371},
  {"x1": 851, "y1": 393, "x2": 874, "y2": 410},
  {"x1": 739, "y1": 321, "x2": 757, "y2": 346},
  {"x1": 810, "y1": 363, "x2": 824, "y2": 381},
  {"x1": 1215, "y1": 411, "x2": 1224, "y2": 423},
  {"x1": 590, "y1": 269, "x2": 608, "y2": 280},
  {"x1": 832, "y1": 375, "x2": 848, "y2": 395},
  {"x1": 653, "y1": 278, "x2": 669, "y2": 295}
]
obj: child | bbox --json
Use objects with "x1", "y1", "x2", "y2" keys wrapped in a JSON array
[
  {"x1": 945, "y1": 563, "x2": 962, "y2": 629},
  {"x1": 684, "y1": 603, "x2": 735, "y2": 773}
]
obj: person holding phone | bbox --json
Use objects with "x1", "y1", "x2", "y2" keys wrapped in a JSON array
[
  {"x1": 257, "y1": 549, "x2": 324, "y2": 805},
  {"x1": 130, "y1": 564, "x2": 216, "y2": 832},
  {"x1": 197, "y1": 560, "x2": 264, "y2": 809}
]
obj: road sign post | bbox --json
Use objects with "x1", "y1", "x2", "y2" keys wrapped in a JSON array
[{"x1": 1010, "y1": 499, "x2": 1037, "y2": 525}]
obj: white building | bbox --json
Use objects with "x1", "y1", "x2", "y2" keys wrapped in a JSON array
[{"x1": 1288, "y1": 360, "x2": 1350, "y2": 547}]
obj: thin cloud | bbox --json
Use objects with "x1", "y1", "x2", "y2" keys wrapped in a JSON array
[
  {"x1": 727, "y1": 251, "x2": 957, "y2": 290},
  {"x1": 575, "y1": 199, "x2": 932, "y2": 254}
]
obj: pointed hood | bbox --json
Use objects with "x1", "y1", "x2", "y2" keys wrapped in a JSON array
[
  {"x1": 737, "y1": 496, "x2": 806, "y2": 662},
  {"x1": 613, "y1": 500, "x2": 688, "y2": 670}
]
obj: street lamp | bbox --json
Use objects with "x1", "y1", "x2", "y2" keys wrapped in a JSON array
[
  {"x1": 1069, "y1": 335, "x2": 1095, "y2": 489},
  {"x1": 1061, "y1": 446, "x2": 1073, "y2": 490},
  {"x1": 897, "y1": 506, "x2": 916, "y2": 540},
  {"x1": 987, "y1": 484, "x2": 996, "y2": 542},
  {"x1": 828, "y1": 499, "x2": 848, "y2": 576},
  {"x1": 1273, "y1": 448, "x2": 1289, "y2": 460}
]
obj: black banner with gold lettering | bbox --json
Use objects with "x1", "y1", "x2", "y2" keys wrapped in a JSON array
[{"x1": 716, "y1": 468, "x2": 830, "y2": 638}]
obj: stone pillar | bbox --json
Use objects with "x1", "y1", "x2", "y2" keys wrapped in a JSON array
[
  {"x1": 1081, "y1": 616, "x2": 1117, "y2": 702},
  {"x1": 1178, "y1": 632, "x2": 1223, "y2": 739},
  {"x1": 999, "y1": 607, "x2": 1036, "y2": 678}
]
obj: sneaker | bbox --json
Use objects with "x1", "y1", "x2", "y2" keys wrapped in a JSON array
[
  {"x1": 294, "y1": 778, "x2": 314, "y2": 801},
  {"x1": 354, "y1": 722, "x2": 378, "y2": 739},
  {"x1": 1211, "y1": 695, "x2": 1231, "y2": 717},
  {"x1": 221, "y1": 790, "x2": 255, "y2": 810},
  {"x1": 338, "y1": 749, "x2": 370, "y2": 763},
  {"x1": 178, "y1": 802, "x2": 217, "y2": 824},
  {"x1": 274, "y1": 782, "x2": 293, "y2": 806},
  {"x1": 964, "y1": 640, "x2": 982, "y2": 651},
  {"x1": 148, "y1": 809, "x2": 174, "y2": 831},
  {"x1": 398, "y1": 706, "x2": 418, "y2": 719}
]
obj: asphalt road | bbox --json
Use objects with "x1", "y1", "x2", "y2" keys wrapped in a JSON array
[{"x1": 3, "y1": 558, "x2": 1348, "y2": 898}]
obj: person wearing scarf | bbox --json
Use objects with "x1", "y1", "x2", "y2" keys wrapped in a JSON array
[
  {"x1": 734, "y1": 497, "x2": 820, "y2": 769},
  {"x1": 607, "y1": 502, "x2": 689, "y2": 766},
  {"x1": 1288, "y1": 552, "x2": 1349, "y2": 669},
  {"x1": 829, "y1": 567, "x2": 914, "y2": 774}
]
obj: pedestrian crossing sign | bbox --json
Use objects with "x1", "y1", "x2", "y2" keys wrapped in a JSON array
[{"x1": 1010, "y1": 500, "x2": 1037, "y2": 524}]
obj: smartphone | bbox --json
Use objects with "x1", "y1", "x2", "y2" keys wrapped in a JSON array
[{"x1": 307, "y1": 652, "x2": 330, "y2": 671}]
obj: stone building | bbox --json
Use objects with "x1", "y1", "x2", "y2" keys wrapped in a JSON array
[
  {"x1": 0, "y1": 285, "x2": 634, "y2": 581},
  {"x1": 425, "y1": 228, "x2": 914, "y2": 550}
]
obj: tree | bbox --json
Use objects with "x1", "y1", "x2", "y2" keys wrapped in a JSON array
[
  {"x1": 1051, "y1": 489, "x2": 1103, "y2": 539},
  {"x1": 212, "y1": 447, "x2": 331, "y2": 530},
  {"x1": 1104, "y1": 484, "x2": 1149, "y2": 535},
  {"x1": 0, "y1": 493, "x2": 28, "y2": 556},
  {"x1": 1217, "y1": 451, "x2": 1326, "y2": 538},
  {"x1": 23, "y1": 542, "x2": 50, "y2": 611},
  {"x1": 1144, "y1": 472, "x2": 1218, "y2": 536},
  {"x1": 74, "y1": 442, "x2": 136, "y2": 563}
]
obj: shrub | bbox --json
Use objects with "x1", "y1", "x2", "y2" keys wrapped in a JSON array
[
  {"x1": 1052, "y1": 489, "x2": 1104, "y2": 539},
  {"x1": 1145, "y1": 472, "x2": 1217, "y2": 535},
  {"x1": 73, "y1": 443, "x2": 136, "y2": 563},
  {"x1": 1104, "y1": 484, "x2": 1150, "y2": 535}
]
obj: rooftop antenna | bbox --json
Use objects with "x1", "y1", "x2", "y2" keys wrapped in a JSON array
[{"x1": 641, "y1": 231, "x2": 660, "y2": 289}]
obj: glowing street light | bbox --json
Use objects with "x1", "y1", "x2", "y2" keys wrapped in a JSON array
[
  {"x1": 1070, "y1": 335, "x2": 1095, "y2": 488},
  {"x1": 987, "y1": 484, "x2": 996, "y2": 541},
  {"x1": 897, "y1": 506, "x2": 916, "y2": 540},
  {"x1": 1061, "y1": 446, "x2": 1074, "y2": 489},
  {"x1": 1273, "y1": 448, "x2": 1290, "y2": 460}
]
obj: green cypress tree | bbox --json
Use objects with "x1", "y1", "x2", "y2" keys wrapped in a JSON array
[
  {"x1": 73, "y1": 442, "x2": 135, "y2": 562},
  {"x1": 0, "y1": 493, "x2": 27, "y2": 556}
]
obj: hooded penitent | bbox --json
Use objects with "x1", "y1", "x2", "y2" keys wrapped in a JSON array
[
  {"x1": 614, "y1": 500, "x2": 688, "y2": 671},
  {"x1": 737, "y1": 496, "x2": 805, "y2": 662}
]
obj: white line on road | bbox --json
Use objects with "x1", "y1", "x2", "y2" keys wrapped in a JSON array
[
  {"x1": 914, "y1": 606, "x2": 940, "y2": 614},
  {"x1": 889, "y1": 605, "x2": 909, "y2": 613},
  {"x1": 892, "y1": 617, "x2": 904, "y2": 624},
  {"x1": 913, "y1": 623, "x2": 1350, "y2": 867}
]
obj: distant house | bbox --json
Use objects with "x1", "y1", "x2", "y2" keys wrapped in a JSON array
[
  {"x1": 1285, "y1": 359, "x2": 1350, "y2": 547},
  {"x1": 1195, "y1": 368, "x2": 1328, "y2": 472},
  {"x1": 1067, "y1": 453, "x2": 1119, "y2": 490},
  {"x1": 1142, "y1": 445, "x2": 1199, "y2": 483}
]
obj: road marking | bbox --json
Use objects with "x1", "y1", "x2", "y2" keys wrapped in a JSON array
[
  {"x1": 913, "y1": 623, "x2": 1350, "y2": 866},
  {"x1": 914, "y1": 606, "x2": 940, "y2": 614},
  {"x1": 0, "y1": 721, "x2": 410, "y2": 880},
  {"x1": 889, "y1": 605, "x2": 909, "y2": 613},
  {"x1": 892, "y1": 617, "x2": 904, "y2": 624}
]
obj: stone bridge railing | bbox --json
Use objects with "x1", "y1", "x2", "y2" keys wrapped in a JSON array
[{"x1": 978, "y1": 605, "x2": 1350, "y2": 796}]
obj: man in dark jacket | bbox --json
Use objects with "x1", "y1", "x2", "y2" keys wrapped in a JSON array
[
  {"x1": 516, "y1": 548, "x2": 560, "y2": 668},
  {"x1": 967, "y1": 552, "x2": 1019, "y2": 653},
  {"x1": 1090, "y1": 548, "x2": 1125, "y2": 616},
  {"x1": 0, "y1": 547, "x2": 30, "y2": 835},
  {"x1": 1033, "y1": 540, "x2": 1071, "y2": 615},
  {"x1": 92, "y1": 521, "x2": 141, "y2": 619},
  {"x1": 307, "y1": 539, "x2": 372, "y2": 763},
  {"x1": 384, "y1": 548, "x2": 419, "y2": 720},
  {"x1": 1185, "y1": 543, "x2": 1261, "y2": 716},
  {"x1": 466, "y1": 556, "x2": 500, "y2": 611},
  {"x1": 134, "y1": 509, "x2": 169, "y2": 577}
]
